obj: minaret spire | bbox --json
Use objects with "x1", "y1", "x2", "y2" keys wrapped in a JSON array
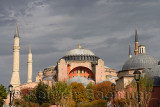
[
  {"x1": 135, "y1": 27, "x2": 138, "y2": 42},
  {"x1": 10, "y1": 24, "x2": 20, "y2": 88},
  {"x1": 14, "y1": 23, "x2": 19, "y2": 38},
  {"x1": 27, "y1": 44, "x2": 32, "y2": 83},
  {"x1": 129, "y1": 42, "x2": 132, "y2": 58},
  {"x1": 134, "y1": 27, "x2": 139, "y2": 55}
]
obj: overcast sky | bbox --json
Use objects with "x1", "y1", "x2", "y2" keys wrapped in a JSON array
[{"x1": 0, "y1": 0, "x2": 160, "y2": 88}]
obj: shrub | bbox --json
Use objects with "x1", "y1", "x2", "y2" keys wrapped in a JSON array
[{"x1": 78, "y1": 99, "x2": 107, "y2": 107}]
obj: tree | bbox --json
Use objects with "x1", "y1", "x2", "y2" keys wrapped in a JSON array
[
  {"x1": 0, "y1": 84, "x2": 7, "y2": 106},
  {"x1": 35, "y1": 82, "x2": 49, "y2": 106},
  {"x1": 49, "y1": 81, "x2": 73, "y2": 106},
  {"x1": 93, "y1": 81, "x2": 113, "y2": 102},
  {"x1": 69, "y1": 82, "x2": 86, "y2": 103},
  {"x1": 85, "y1": 83, "x2": 94, "y2": 102},
  {"x1": 20, "y1": 88, "x2": 36, "y2": 106},
  {"x1": 139, "y1": 74, "x2": 153, "y2": 107}
]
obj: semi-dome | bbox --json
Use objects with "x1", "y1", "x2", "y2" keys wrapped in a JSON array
[
  {"x1": 68, "y1": 76, "x2": 91, "y2": 86},
  {"x1": 65, "y1": 48, "x2": 95, "y2": 56},
  {"x1": 122, "y1": 54, "x2": 158, "y2": 71}
]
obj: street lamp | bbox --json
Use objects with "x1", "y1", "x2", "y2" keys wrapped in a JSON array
[
  {"x1": 111, "y1": 83, "x2": 115, "y2": 107},
  {"x1": 133, "y1": 70, "x2": 141, "y2": 107},
  {"x1": 8, "y1": 84, "x2": 13, "y2": 107}
]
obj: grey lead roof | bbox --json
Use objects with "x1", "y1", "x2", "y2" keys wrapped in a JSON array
[
  {"x1": 143, "y1": 65, "x2": 160, "y2": 86},
  {"x1": 122, "y1": 54, "x2": 158, "y2": 71},
  {"x1": 65, "y1": 48, "x2": 95, "y2": 56}
]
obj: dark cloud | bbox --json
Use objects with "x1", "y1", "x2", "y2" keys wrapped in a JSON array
[{"x1": 0, "y1": 0, "x2": 160, "y2": 88}]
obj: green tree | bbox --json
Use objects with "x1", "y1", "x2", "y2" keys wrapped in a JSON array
[
  {"x1": 49, "y1": 81, "x2": 72, "y2": 106},
  {"x1": 0, "y1": 84, "x2": 7, "y2": 106},
  {"x1": 138, "y1": 74, "x2": 153, "y2": 107},
  {"x1": 70, "y1": 82, "x2": 86, "y2": 104},
  {"x1": 35, "y1": 82, "x2": 49, "y2": 106},
  {"x1": 85, "y1": 83, "x2": 94, "y2": 102}
]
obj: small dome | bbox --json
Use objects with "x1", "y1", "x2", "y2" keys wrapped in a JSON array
[
  {"x1": 68, "y1": 76, "x2": 91, "y2": 86},
  {"x1": 96, "y1": 79, "x2": 115, "y2": 84},
  {"x1": 122, "y1": 54, "x2": 158, "y2": 71},
  {"x1": 65, "y1": 48, "x2": 95, "y2": 56}
]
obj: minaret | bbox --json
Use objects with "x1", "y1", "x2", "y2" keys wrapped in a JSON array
[
  {"x1": 134, "y1": 27, "x2": 139, "y2": 55},
  {"x1": 27, "y1": 45, "x2": 32, "y2": 83},
  {"x1": 10, "y1": 24, "x2": 20, "y2": 88},
  {"x1": 129, "y1": 42, "x2": 132, "y2": 58}
]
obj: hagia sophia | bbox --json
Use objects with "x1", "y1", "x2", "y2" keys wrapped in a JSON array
[
  {"x1": 8, "y1": 24, "x2": 117, "y2": 94},
  {"x1": 5, "y1": 25, "x2": 160, "y2": 106}
]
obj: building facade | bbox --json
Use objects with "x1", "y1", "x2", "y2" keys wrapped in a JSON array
[{"x1": 37, "y1": 44, "x2": 117, "y2": 86}]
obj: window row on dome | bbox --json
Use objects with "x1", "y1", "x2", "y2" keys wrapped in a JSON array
[
  {"x1": 72, "y1": 69, "x2": 86, "y2": 74},
  {"x1": 69, "y1": 75, "x2": 94, "y2": 79},
  {"x1": 63, "y1": 55, "x2": 99, "y2": 61}
]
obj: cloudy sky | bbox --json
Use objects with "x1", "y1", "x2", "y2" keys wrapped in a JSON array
[{"x1": 0, "y1": 0, "x2": 160, "y2": 88}]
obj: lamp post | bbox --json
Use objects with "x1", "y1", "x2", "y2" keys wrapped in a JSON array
[
  {"x1": 8, "y1": 84, "x2": 13, "y2": 107},
  {"x1": 111, "y1": 83, "x2": 115, "y2": 107},
  {"x1": 133, "y1": 70, "x2": 141, "y2": 107}
]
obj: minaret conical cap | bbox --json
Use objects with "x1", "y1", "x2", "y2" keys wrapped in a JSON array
[
  {"x1": 129, "y1": 42, "x2": 132, "y2": 56},
  {"x1": 14, "y1": 23, "x2": 19, "y2": 38},
  {"x1": 135, "y1": 27, "x2": 138, "y2": 42}
]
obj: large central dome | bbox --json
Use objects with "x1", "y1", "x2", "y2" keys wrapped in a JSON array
[
  {"x1": 62, "y1": 46, "x2": 99, "y2": 61},
  {"x1": 65, "y1": 48, "x2": 95, "y2": 56},
  {"x1": 122, "y1": 54, "x2": 158, "y2": 70}
]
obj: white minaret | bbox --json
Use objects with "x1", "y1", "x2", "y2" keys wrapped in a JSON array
[
  {"x1": 27, "y1": 45, "x2": 32, "y2": 83},
  {"x1": 10, "y1": 24, "x2": 20, "y2": 87}
]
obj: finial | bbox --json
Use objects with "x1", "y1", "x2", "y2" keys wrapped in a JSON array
[
  {"x1": 79, "y1": 43, "x2": 82, "y2": 49},
  {"x1": 136, "y1": 26, "x2": 138, "y2": 31}
]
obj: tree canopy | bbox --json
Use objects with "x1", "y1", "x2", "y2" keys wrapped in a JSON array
[
  {"x1": 85, "y1": 82, "x2": 94, "y2": 102},
  {"x1": 0, "y1": 84, "x2": 7, "y2": 104},
  {"x1": 70, "y1": 82, "x2": 86, "y2": 103},
  {"x1": 35, "y1": 82, "x2": 49, "y2": 105},
  {"x1": 49, "y1": 81, "x2": 72, "y2": 106},
  {"x1": 93, "y1": 81, "x2": 113, "y2": 101}
]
